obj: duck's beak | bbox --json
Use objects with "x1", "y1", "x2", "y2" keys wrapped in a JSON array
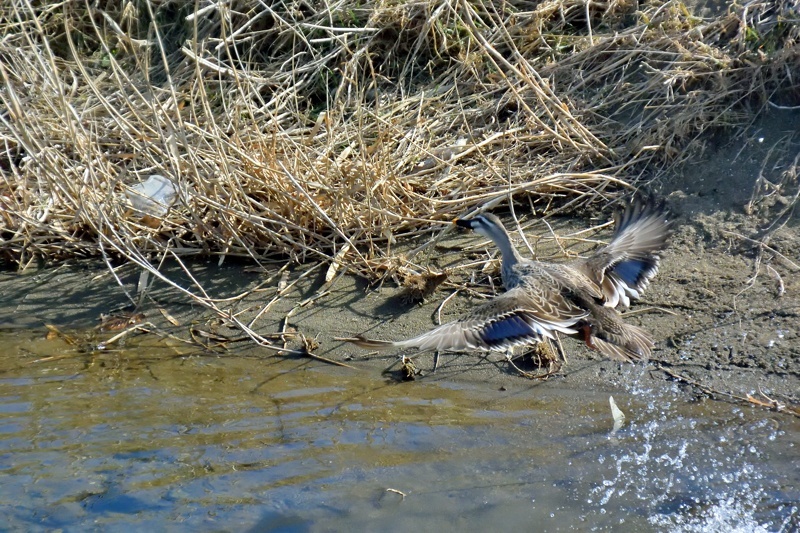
[{"x1": 454, "y1": 218, "x2": 473, "y2": 229}]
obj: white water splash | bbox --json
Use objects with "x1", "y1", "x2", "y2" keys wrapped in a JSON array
[{"x1": 590, "y1": 369, "x2": 794, "y2": 532}]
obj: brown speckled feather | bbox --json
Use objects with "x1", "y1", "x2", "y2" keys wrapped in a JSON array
[{"x1": 350, "y1": 287, "x2": 588, "y2": 353}]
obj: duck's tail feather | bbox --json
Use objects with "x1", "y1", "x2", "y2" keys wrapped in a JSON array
[{"x1": 591, "y1": 322, "x2": 654, "y2": 362}]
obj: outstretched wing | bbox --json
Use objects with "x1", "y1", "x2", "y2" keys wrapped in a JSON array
[
  {"x1": 351, "y1": 287, "x2": 588, "y2": 353},
  {"x1": 579, "y1": 196, "x2": 672, "y2": 308}
]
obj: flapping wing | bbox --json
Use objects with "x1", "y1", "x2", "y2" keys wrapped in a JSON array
[
  {"x1": 580, "y1": 196, "x2": 672, "y2": 308},
  {"x1": 382, "y1": 287, "x2": 588, "y2": 353}
]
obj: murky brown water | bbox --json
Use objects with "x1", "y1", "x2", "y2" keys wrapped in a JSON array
[{"x1": 0, "y1": 330, "x2": 797, "y2": 532}]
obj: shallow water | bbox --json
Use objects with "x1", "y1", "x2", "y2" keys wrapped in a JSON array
[{"x1": 0, "y1": 331, "x2": 797, "y2": 532}]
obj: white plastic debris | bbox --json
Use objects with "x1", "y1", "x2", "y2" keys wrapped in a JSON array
[
  {"x1": 609, "y1": 395, "x2": 626, "y2": 434},
  {"x1": 126, "y1": 174, "x2": 178, "y2": 217}
]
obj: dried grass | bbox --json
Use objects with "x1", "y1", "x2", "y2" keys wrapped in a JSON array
[{"x1": 1, "y1": 0, "x2": 798, "y2": 338}]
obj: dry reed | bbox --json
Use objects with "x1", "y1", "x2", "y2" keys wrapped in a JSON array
[{"x1": 1, "y1": 0, "x2": 798, "y2": 341}]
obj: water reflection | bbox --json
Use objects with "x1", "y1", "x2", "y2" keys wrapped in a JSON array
[{"x1": 0, "y1": 331, "x2": 797, "y2": 531}]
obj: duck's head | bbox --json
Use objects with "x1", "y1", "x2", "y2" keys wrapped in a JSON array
[{"x1": 453, "y1": 213, "x2": 505, "y2": 239}]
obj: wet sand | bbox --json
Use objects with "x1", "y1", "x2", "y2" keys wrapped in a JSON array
[{"x1": 1, "y1": 111, "x2": 798, "y2": 414}]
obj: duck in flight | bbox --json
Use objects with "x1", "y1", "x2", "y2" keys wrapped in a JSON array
[{"x1": 350, "y1": 195, "x2": 672, "y2": 362}]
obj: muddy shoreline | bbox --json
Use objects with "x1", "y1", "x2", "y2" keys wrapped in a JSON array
[{"x1": 2, "y1": 113, "x2": 799, "y2": 414}]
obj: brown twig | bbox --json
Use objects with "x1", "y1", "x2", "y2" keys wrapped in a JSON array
[{"x1": 655, "y1": 363, "x2": 800, "y2": 418}]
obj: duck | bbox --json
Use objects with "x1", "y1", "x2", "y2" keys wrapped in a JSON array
[{"x1": 350, "y1": 195, "x2": 672, "y2": 362}]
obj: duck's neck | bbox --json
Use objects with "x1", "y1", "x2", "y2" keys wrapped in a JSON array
[{"x1": 484, "y1": 223, "x2": 523, "y2": 287}]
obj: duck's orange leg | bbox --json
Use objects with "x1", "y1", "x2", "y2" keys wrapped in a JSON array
[{"x1": 581, "y1": 324, "x2": 597, "y2": 351}]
